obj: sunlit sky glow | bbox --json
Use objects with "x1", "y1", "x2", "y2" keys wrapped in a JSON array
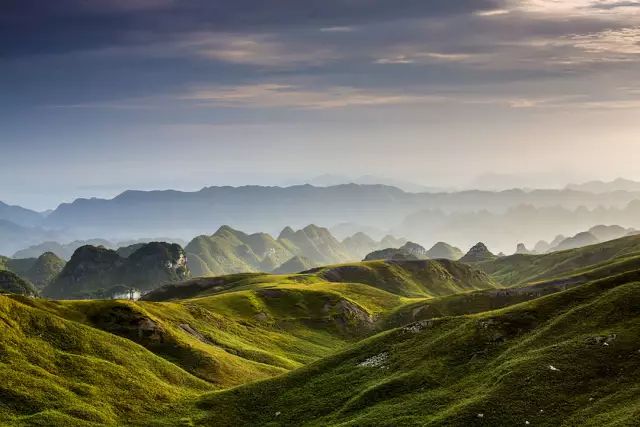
[{"x1": 2, "y1": 0, "x2": 640, "y2": 209}]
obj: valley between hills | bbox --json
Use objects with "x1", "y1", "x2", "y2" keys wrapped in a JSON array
[{"x1": 1, "y1": 228, "x2": 639, "y2": 426}]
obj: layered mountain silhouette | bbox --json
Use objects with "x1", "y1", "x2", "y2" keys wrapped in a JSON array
[
  {"x1": 185, "y1": 224, "x2": 402, "y2": 276},
  {"x1": 425, "y1": 241, "x2": 463, "y2": 260},
  {"x1": 566, "y1": 178, "x2": 640, "y2": 193},
  {"x1": 460, "y1": 242, "x2": 497, "y2": 263},
  {"x1": 363, "y1": 241, "x2": 463, "y2": 261},
  {"x1": 0, "y1": 201, "x2": 44, "y2": 227},
  {"x1": 0, "y1": 252, "x2": 65, "y2": 291},
  {"x1": 533, "y1": 224, "x2": 635, "y2": 254},
  {"x1": 13, "y1": 238, "x2": 115, "y2": 260},
  {"x1": 271, "y1": 256, "x2": 314, "y2": 274}
]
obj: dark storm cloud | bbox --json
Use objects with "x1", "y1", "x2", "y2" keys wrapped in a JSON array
[{"x1": 0, "y1": 0, "x2": 502, "y2": 57}]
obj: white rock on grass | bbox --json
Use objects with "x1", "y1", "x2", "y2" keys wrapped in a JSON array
[
  {"x1": 357, "y1": 352, "x2": 389, "y2": 368},
  {"x1": 548, "y1": 365, "x2": 560, "y2": 372}
]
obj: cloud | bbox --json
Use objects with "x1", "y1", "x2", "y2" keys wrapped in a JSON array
[
  {"x1": 0, "y1": 0, "x2": 501, "y2": 57},
  {"x1": 180, "y1": 83, "x2": 439, "y2": 109},
  {"x1": 475, "y1": 9, "x2": 511, "y2": 16},
  {"x1": 186, "y1": 33, "x2": 340, "y2": 67},
  {"x1": 320, "y1": 26, "x2": 355, "y2": 32}
]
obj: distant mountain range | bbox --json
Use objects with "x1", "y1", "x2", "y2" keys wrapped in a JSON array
[
  {"x1": 13, "y1": 237, "x2": 187, "y2": 260},
  {"x1": 0, "y1": 251, "x2": 65, "y2": 291},
  {"x1": 41, "y1": 185, "x2": 640, "y2": 241},
  {"x1": 185, "y1": 224, "x2": 406, "y2": 276},
  {"x1": 566, "y1": 178, "x2": 640, "y2": 193},
  {"x1": 4, "y1": 182, "x2": 640, "y2": 256},
  {"x1": 0, "y1": 201, "x2": 45, "y2": 227},
  {"x1": 364, "y1": 241, "x2": 462, "y2": 262},
  {"x1": 303, "y1": 174, "x2": 444, "y2": 193}
]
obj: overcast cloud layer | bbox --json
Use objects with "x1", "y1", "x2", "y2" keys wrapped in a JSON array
[{"x1": 2, "y1": 0, "x2": 640, "y2": 209}]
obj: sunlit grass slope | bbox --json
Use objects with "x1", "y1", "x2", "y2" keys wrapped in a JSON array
[
  {"x1": 145, "y1": 259, "x2": 500, "y2": 301},
  {"x1": 477, "y1": 234, "x2": 640, "y2": 286},
  {"x1": 0, "y1": 295, "x2": 212, "y2": 426},
  {"x1": 194, "y1": 272, "x2": 640, "y2": 426},
  {"x1": 4, "y1": 255, "x2": 625, "y2": 426}
]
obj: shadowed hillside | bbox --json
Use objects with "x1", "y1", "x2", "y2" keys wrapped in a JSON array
[
  {"x1": 0, "y1": 252, "x2": 65, "y2": 290},
  {"x1": 43, "y1": 242, "x2": 190, "y2": 299}
]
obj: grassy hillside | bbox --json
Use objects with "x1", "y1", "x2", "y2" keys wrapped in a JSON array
[
  {"x1": 311, "y1": 260, "x2": 500, "y2": 298},
  {"x1": 193, "y1": 271, "x2": 640, "y2": 426},
  {"x1": 271, "y1": 256, "x2": 314, "y2": 274},
  {"x1": 2, "y1": 250, "x2": 638, "y2": 426},
  {"x1": 0, "y1": 295, "x2": 212, "y2": 426},
  {"x1": 477, "y1": 234, "x2": 640, "y2": 286}
]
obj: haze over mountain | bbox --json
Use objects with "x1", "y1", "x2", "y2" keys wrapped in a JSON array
[
  {"x1": 303, "y1": 174, "x2": 445, "y2": 193},
  {"x1": 5, "y1": 182, "x2": 640, "y2": 257},
  {"x1": 185, "y1": 224, "x2": 403, "y2": 277},
  {"x1": 3, "y1": 0, "x2": 640, "y2": 425},
  {"x1": 566, "y1": 178, "x2": 640, "y2": 194},
  {"x1": 0, "y1": 252, "x2": 65, "y2": 291}
]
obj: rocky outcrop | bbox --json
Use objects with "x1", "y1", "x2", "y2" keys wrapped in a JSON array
[{"x1": 515, "y1": 243, "x2": 532, "y2": 255}]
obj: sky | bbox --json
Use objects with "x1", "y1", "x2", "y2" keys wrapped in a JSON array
[{"x1": 2, "y1": 0, "x2": 640, "y2": 210}]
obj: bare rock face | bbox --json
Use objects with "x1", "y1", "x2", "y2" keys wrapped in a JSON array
[
  {"x1": 323, "y1": 298, "x2": 375, "y2": 332},
  {"x1": 460, "y1": 243, "x2": 496, "y2": 263},
  {"x1": 91, "y1": 304, "x2": 166, "y2": 344}
]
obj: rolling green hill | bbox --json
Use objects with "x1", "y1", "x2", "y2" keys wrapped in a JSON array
[
  {"x1": 193, "y1": 271, "x2": 640, "y2": 426},
  {"x1": 0, "y1": 294, "x2": 212, "y2": 426},
  {"x1": 1, "y1": 240, "x2": 639, "y2": 426},
  {"x1": 311, "y1": 260, "x2": 499, "y2": 298},
  {"x1": 476, "y1": 234, "x2": 640, "y2": 286}
]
